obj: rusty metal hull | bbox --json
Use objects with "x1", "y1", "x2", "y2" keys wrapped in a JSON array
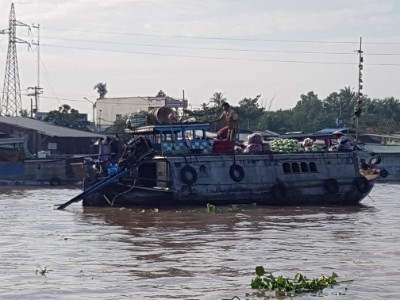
[{"x1": 82, "y1": 151, "x2": 376, "y2": 207}]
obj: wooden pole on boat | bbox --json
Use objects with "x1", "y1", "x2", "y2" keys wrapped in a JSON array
[
  {"x1": 56, "y1": 169, "x2": 129, "y2": 210},
  {"x1": 354, "y1": 37, "x2": 364, "y2": 146}
]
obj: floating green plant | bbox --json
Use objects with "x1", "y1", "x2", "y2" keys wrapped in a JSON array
[
  {"x1": 206, "y1": 203, "x2": 216, "y2": 212},
  {"x1": 251, "y1": 266, "x2": 338, "y2": 297}
]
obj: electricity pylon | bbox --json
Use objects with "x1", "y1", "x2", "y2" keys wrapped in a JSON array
[{"x1": 0, "y1": 3, "x2": 30, "y2": 117}]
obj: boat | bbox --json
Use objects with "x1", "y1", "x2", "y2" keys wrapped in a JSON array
[
  {"x1": 0, "y1": 136, "x2": 86, "y2": 186},
  {"x1": 57, "y1": 110, "x2": 381, "y2": 209},
  {"x1": 361, "y1": 143, "x2": 400, "y2": 181}
]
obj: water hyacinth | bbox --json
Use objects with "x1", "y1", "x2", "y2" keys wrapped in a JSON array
[{"x1": 251, "y1": 266, "x2": 338, "y2": 297}]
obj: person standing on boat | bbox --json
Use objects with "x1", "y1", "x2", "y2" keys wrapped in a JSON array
[
  {"x1": 98, "y1": 137, "x2": 112, "y2": 173},
  {"x1": 211, "y1": 102, "x2": 239, "y2": 141},
  {"x1": 332, "y1": 130, "x2": 352, "y2": 151},
  {"x1": 110, "y1": 134, "x2": 123, "y2": 164}
]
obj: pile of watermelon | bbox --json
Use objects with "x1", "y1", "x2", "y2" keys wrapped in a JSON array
[{"x1": 270, "y1": 139, "x2": 299, "y2": 152}]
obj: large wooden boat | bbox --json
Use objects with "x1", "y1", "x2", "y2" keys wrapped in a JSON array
[{"x1": 58, "y1": 119, "x2": 381, "y2": 209}]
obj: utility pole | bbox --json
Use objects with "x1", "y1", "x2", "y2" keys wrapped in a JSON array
[
  {"x1": 98, "y1": 109, "x2": 102, "y2": 132},
  {"x1": 83, "y1": 97, "x2": 96, "y2": 130},
  {"x1": 354, "y1": 37, "x2": 364, "y2": 144},
  {"x1": 0, "y1": 3, "x2": 31, "y2": 116},
  {"x1": 31, "y1": 24, "x2": 42, "y2": 113},
  {"x1": 27, "y1": 86, "x2": 43, "y2": 115}
]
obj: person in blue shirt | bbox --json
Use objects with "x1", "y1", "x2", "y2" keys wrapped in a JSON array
[{"x1": 332, "y1": 130, "x2": 352, "y2": 151}]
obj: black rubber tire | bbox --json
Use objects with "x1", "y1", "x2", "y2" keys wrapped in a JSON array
[
  {"x1": 229, "y1": 164, "x2": 245, "y2": 182},
  {"x1": 380, "y1": 168, "x2": 388, "y2": 178},
  {"x1": 325, "y1": 178, "x2": 339, "y2": 194},
  {"x1": 271, "y1": 183, "x2": 287, "y2": 201},
  {"x1": 181, "y1": 165, "x2": 198, "y2": 185},
  {"x1": 368, "y1": 155, "x2": 381, "y2": 165}
]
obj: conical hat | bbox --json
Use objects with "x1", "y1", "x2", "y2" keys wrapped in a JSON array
[{"x1": 332, "y1": 130, "x2": 344, "y2": 135}]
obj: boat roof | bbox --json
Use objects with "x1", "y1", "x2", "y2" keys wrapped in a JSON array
[{"x1": 126, "y1": 122, "x2": 211, "y2": 134}]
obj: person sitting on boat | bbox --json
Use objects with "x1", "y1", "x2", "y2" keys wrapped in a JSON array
[
  {"x1": 211, "y1": 102, "x2": 239, "y2": 141},
  {"x1": 332, "y1": 130, "x2": 352, "y2": 151},
  {"x1": 301, "y1": 138, "x2": 313, "y2": 151}
]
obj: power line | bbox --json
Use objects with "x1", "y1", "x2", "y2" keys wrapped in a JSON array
[
  {"x1": 38, "y1": 35, "x2": 357, "y2": 56},
  {"x1": 41, "y1": 43, "x2": 400, "y2": 66},
  {"x1": 41, "y1": 26, "x2": 360, "y2": 44},
  {"x1": 41, "y1": 43, "x2": 358, "y2": 65}
]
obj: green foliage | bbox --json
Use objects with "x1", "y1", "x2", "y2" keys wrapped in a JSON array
[
  {"x1": 206, "y1": 203, "x2": 216, "y2": 213},
  {"x1": 209, "y1": 92, "x2": 226, "y2": 107},
  {"x1": 94, "y1": 82, "x2": 108, "y2": 99},
  {"x1": 251, "y1": 266, "x2": 338, "y2": 297},
  {"x1": 235, "y1": 95, "x2": 265, "y2": 130},
  {"x1": 43, "y1": 104, "x2": 89, "y2": 130},
  {"x1": 20, "y1": 109, "x2": 28, "y2": 117},
  {"x1": 156, "y1": 90, "x2": 166, "y2": 97},
  {"x1": 183, "y1": 89, "x2": 400, "y2": 134},
  {"x1": 105, "y1": 115, "x2": 130, "y2": 134}
]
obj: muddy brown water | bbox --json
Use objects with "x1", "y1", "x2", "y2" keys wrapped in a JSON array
[{"x1": 0, "y1": 183, "x2": 399, "y2": 299}]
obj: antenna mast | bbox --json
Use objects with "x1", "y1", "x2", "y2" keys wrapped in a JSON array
[{"x1": 0, "y1": 3, "x2": 30, "y2": 117}]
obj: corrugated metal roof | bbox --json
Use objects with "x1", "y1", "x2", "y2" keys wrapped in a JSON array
[{"x1": 0, "y1": 116, "x2": 104, "y2": 138}]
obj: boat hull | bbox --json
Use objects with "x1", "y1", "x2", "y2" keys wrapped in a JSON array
[{"x1": 82, "y1": 151, "x2": 375, "y2": 207}]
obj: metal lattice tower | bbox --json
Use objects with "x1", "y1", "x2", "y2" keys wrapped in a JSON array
[{"x1": 0, "y1": 3, "x2": 29, "y2": 116}]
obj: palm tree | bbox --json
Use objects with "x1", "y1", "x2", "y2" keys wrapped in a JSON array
[
  {"x1": 209, "y1": 92, "x2": 226, "y2": 107},
  {"x1": 94, "y1": 82, "x2": 108, "y2": 99}
]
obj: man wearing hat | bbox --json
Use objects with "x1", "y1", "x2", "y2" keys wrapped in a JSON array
[{"x1": 332, "y1": 130, "x2": 352, "y2": 151}]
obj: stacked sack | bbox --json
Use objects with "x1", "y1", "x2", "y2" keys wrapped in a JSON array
[{"x1": 243, "y1": 133, "x2": 268, "y2": 154}]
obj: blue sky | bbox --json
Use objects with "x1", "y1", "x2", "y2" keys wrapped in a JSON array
[{"x1": 1, "y1": 0, "x2": 400, "y2": 119}]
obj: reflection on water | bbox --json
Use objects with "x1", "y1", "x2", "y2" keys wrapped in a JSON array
[{"x1": 0, "y1": 184, "x2": 399, "y2": 299}]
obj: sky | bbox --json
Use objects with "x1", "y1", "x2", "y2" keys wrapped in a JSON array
[{"x1": 1, "y1": 0, "x2": 400, "y2": 120}]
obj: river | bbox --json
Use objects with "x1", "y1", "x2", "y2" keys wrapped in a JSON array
[{"x1": 0, "y1": 183, "x2": 399, "y2": 300}]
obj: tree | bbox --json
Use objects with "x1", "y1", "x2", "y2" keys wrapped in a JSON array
[
  {"x1": 20, "y1": 109, "x2": 28, "y2": 117},
  {"x1": 235, "y1": 95, "x2": 265, "y2": 130},
  {"x1": 94, "y1": 82, "x2": 108, "y2": 99},
  {"x1": 289, "y1": 91, "x2": 325, "y2": 132},
  {"x1": 43, "y1": 104, "x2": 89, "y2": 130},
  {"x1": 156, "y1": 90, "x2": 166, "y2": 97},
  {"x1": 209, "y1": 92, "x2": 226, "y2": 107}
]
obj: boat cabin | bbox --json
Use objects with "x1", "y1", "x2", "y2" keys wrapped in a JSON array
[{"x1": 127, "y1": 122, "x2": 213, "y2": 154}]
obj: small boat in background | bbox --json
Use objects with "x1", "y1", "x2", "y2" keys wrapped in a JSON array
[{"x1": 0, "y1": 136, "x2": 85, "y2": 186}]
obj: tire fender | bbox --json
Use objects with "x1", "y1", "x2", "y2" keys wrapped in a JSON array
[
  {"x1": 181, "y1": 165, "x2": 198, "y2": 185},
  {"x1": 368, "y1": 155, "x2": 381, "y2": 165},
  {"x1": 380, "y1": 168, "x2": 388, "y2": 178},
  {"x1": 324, "y1": 178, "x2": 339, "y2": 194},
  {"x1": 229, "y1": 164, "x2": 245, "y2": 182},
  {"x1": 271, "y1": 183, "x2": 287, "y2": 201}
]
